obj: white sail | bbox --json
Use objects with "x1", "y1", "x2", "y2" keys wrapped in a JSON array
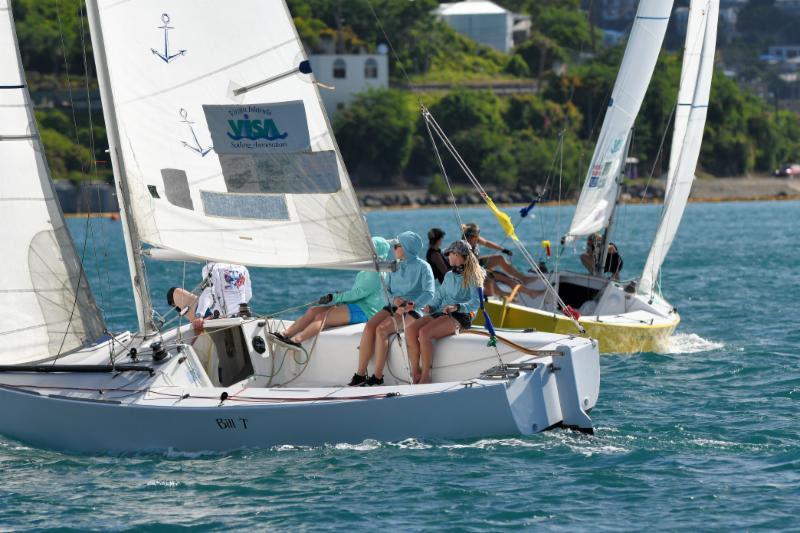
[
  {"x1": 665, "y1": 0, "x2": 709, "y2": 194},
  {"x1": 88, "y1": 0, "x2": 373, "y2": 269},
  {"x1": 565, "y1": 0, "x2": 674, "y2": 242},
  {"x1": 640, "y1": 0, "x2": 718, "y2": 296},
  {"x1": 0, "y1": 0, "x2": 105, "y2": 363}
]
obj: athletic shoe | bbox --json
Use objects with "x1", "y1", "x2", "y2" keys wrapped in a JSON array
[
  {"x1": 365, "y1": 374, "x2": 384, "y2": 387},
  {"x1": 348, "y1": 373, "x2": 367, "y2": 386},
  {"x1": 269, "y1": 332, "x2": 302, "y2": 349}
]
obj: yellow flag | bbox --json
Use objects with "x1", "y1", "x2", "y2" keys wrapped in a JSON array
[{"x1": 486, "y1": 197, "x2": 518, "y2": 241}]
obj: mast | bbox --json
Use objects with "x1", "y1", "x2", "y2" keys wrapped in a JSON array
[
  {"x1": 598, "y1": 129, "x2": 633, "y2": 276},
  {"x1": 85, "y1": 0, "x2": 155, "y2": 336}
]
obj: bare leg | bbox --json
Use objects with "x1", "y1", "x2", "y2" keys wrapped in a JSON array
[
  {"x1": 293, "y1": 305, "x2": 351, "y2": 343},
  {"x1": 492, "y1": 271, "x2": 542, "y2": 299},
  {"x1": 373, "y1": 313, "x2": 418, "y2": 379},
  {"x1": 484, "y1": 255, "x2": 535, "y2": 282},
  {"x1": 356, "y1": 310, "x2": 390, "y2": 376},
  {"x1": 283, "y1": 306, "x2": 327, "y2": 338},
  {"x1": 171, "y1": 288, "x2": 198, "y2": 318},
  {"x1": 580, "y1": 252, "x2": 594, "y2": 274},
  {"x1": 484, "y1": 276, "x2": 509, "y2": 299},
  {"x1": 418, "y1": 316, "x2": 459, "y2": 384},
  {"x1": 404, "y1": 316, "x2": 433, "y2": 384}
]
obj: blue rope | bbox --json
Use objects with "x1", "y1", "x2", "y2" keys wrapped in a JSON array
[{"x1": 477, "y1": 287, "x2": 497, "y2": 347}]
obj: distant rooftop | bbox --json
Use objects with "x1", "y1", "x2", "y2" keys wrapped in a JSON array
[{"x1": 435, "y1": 1, "x2": 510, "y2": 16}]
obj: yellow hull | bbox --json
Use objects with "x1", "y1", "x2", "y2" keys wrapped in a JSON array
[{"x1": 476, "y1": 300, "x2": 680, "y2": 354}]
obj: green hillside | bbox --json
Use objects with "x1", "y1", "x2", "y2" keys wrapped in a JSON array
[{"x1": 12, "y1": 0, "x2": 800, "y2": 195}]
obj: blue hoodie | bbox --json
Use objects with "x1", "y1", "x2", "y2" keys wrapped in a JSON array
[
  {"x1": 331, "y1": 237, "x2": 391, "y2": 318},
  {"x1": 428, "y1": 271, "x2": 481, "y2": 316},
  {"x1": 386, "y1": 231, "x2": 435, "y2": 310}
]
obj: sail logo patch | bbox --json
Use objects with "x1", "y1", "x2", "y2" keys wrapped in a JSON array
[
  {"x1": 588, "y1": 164, "x2": 603, "y2": 187},
  {"x1": 610, "y1": 137, "x2": 624, "y2": 154},
  {"x1": 204, "y1": 102, "x2": 310, "y2": 154},
  {"x1": 226, "y1": 114, "x2": 287, "y2": 141}
]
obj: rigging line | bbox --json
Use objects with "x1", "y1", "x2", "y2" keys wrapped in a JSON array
[
  {"x1": 423, "y1": 108, "x2": 465, "y2": 237},
  {"x1": 364, "y1": 0, "x2": 420, "y2": 103},
  {"x1": 425, "y1": 111, "x2": 585, "y2": 334},
  {"x1": 555, "y1": 132, "x2": 564, "y2": 275},
  {"x1": 52, "y1": 0, "x2": 99, "y2": 361},
  {"x1": 641, "y1": 99, "x2": 677, "y2": 204},
  {"x1": 77, "y1": 0, "x2": 114, "y2": 321}
]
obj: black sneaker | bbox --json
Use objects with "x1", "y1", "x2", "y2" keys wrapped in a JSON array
[
  {"x1": 365, "y1": 374, "x2": 384, "y2": 387},
  {"x1": 348, "y1": 373, "x2": 367, "y2": 386}
]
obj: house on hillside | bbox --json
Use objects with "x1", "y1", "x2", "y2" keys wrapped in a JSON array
[
  {"x1": 308, "y1": 53, "x2": 389, "y2": 117},
  {"x1": 434, "y1": 1, "x2": 529, "y2": 53}
]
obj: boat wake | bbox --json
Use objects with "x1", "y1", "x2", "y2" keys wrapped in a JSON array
[{"x1": 662, "y1": 333, "x2": 724, "y2": 354}]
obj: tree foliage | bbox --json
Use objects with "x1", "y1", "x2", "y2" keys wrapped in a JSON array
[{"x1": 334, "y1": 89, "x2": 417, "y2": 186}]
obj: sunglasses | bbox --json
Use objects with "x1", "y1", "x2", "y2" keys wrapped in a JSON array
[{"x1": 393, "y1": 244, "x2": 402, "y2": 249}]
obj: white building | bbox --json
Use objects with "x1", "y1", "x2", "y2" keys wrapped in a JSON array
[
  {"x1": 435, "y1": 1, "x2": 514, "y2": 53},
  {"x1": 308, "y1": 54, "x2": 389, "y2": 117}
]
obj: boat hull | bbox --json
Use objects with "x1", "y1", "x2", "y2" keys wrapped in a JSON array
[
  {"x1": 0, "y1": 321, "x2": 600, "y2": 454},
  {"x1": 477, "y1": 300, "x2": 680, "y2": 354}
]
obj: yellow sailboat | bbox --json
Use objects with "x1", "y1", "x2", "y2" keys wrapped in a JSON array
[{"x1": 469, "y1": 0, "x2": 717, "y2": 353}]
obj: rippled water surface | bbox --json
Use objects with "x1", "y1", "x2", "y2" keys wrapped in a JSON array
[{"x1": 1, "y1": 201, "x2": 797, "y2": 530}]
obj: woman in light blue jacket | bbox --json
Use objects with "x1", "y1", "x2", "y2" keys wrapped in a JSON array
[
  {"x1": 405, "y1": 240, "x2": 485, "y2": 384},
  {"x1": 273, "y1": 237, "x2": 391, "y2": 347},
  {"x1": 349, "y1": 231, "x2": 435, "y2": 387}
]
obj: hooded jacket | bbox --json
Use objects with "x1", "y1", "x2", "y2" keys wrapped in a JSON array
[
  {"x1": 428, "y1": 271, "x2": 481, "y2": 316},
  {"x1": 331, "y1": 237, "x2": 391, "y2": 319},
  {"x1": 386, "y1": 231, "x2": 435, "y2": 310}
]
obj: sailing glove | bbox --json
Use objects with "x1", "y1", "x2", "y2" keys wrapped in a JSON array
[
  {"x1": 502, "y1": 248, "x2": 513, "y2": 256},
  {"x1": 318, "y1": 293, "x2": 333, "y2": 305}
]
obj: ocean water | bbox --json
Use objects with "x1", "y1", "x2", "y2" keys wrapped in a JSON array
[{"x1": 1, "y1": 201, "x2": 798, "y2": 530}]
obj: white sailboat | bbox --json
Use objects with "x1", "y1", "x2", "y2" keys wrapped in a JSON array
[
  {"x1": 481, "y1": 0, "x2": 719, "y2": 354},
  {"x1": 0, "y1": 0, "x2": 599, "y2": 453}
]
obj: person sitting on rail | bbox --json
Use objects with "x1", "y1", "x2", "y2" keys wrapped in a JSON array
[
  {"x1": 349, "y1": 231, "x2": 435, "y2": 387},
  {"x1": 405, "y1": 240, "x2": 485, "y2": 384},
  {"x1": 461, "y1": 223, "x2": 543, "y2": 300},
  {"x1": 166, "y1": 262, "x2": 252, "y2": 332},
  {"x1": 425, "y1": 227, "x2": 450, "y2": 284},
  {"x1": 580, "y1": 233, "x2": 624, "y2": 280},
  {"x1": 271, "y1": 237, "x2": 391, "y2": 348}
]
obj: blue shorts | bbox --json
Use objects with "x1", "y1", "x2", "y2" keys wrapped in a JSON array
[{"x1": 346, "y1": 303, "x2": 368, "y2": 325}]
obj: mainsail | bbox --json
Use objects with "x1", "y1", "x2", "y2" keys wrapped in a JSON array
[
  {"x1": 0, "y1": 0, "x2": 105, "y2": 363},
  {"x1": 86, "y1": 0, "x2": 373, "y2": 270},
  {"x1": 565, "y1": 0, "x2": 674, "y2": 242},
  {"x1": 640, "y1": 0, "x2": 718, "y2": 296}
]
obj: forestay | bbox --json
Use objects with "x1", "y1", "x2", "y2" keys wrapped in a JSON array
[
  {"x1": 90, "y1": 0, "x2": 373, "y2": 268},
  {"x1": 565, "y1": 0, "x2": 674, "y2": 242},
  {"x1": 0, "y1": 1, "x2": 105, "y2": 363},
  {"x1": 640, "y1": 0, "x2": 718, "y2": 296}
]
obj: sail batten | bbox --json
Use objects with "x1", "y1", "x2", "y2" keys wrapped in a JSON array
[
  {"x1": 640, "y1": 0, "x2": 719, "y2": 296},
  {"x1": 0, "y1": 0, "x2": 105, "y2": 363},
  {"x1": 565, "y1": 0, "x2": 674, "y2": 242},
  {"x1": 89, "y1": 0, "x2": 373, "y2": 272}
]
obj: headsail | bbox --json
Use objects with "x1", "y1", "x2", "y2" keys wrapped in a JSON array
[
  {"x1": 565, "y1": 0, "x2": 674, "y2": 242},
  {"x1": 86, "y1": 0, "x2": 373, "y2": 269},
  {"x1": 0, "y1": 0, "x2": 105, "y2": 363},
  {"x1": 640, "y1": 0, "x2": 718, "y2": 296}
]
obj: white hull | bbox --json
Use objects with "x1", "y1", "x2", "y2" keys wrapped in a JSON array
[{"x1": 0, "y1": 318, "x2": 599, "y2": 453}]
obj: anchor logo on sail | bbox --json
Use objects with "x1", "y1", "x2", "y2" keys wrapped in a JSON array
[
  {"x1": 179, "y1": 109, "x2": 213, "y2": 157},
  {"x1": 151, "y1": 13, "x2": 186, "y2": 64}
]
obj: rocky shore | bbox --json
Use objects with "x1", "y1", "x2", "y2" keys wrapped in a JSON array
[{"x1": 357, "y1": 177, "x2": 800, "y2": 209}]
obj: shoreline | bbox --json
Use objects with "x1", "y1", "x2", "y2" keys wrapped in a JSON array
[
  {"x1": 358, "y1": 193, "x2": 800, "y2": 212},
  {"x1": 63, "y1": 192, "x2": 800, "y2": 218}
]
